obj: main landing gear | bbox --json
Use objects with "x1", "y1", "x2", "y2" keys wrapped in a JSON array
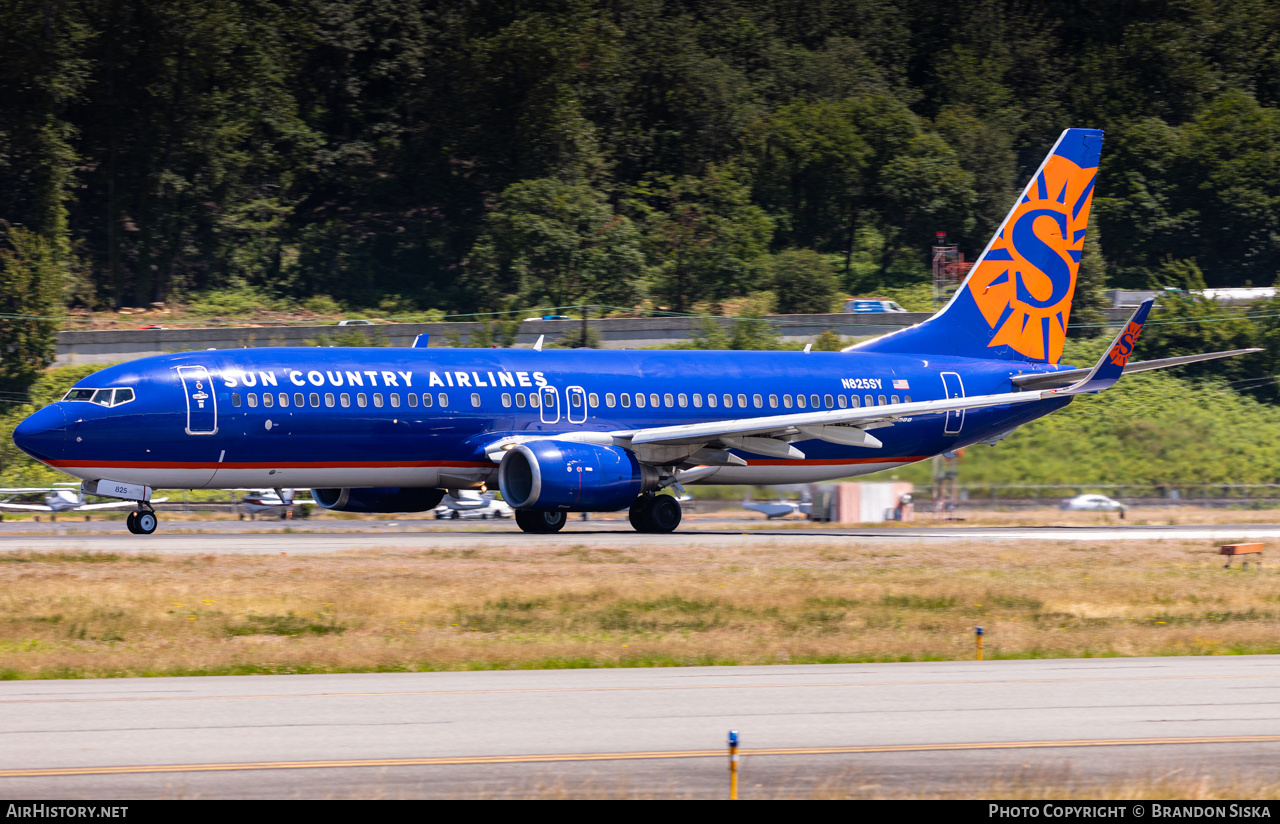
[
  {"x1": 629, "y1": 493, "x2": 682, "y2": 534},
  {"x1": 515, "y1": 510, "x2": 568, "y2": 534},
  {"x1": 125, "y1": 507, "x2": 158, "y2": 535}
]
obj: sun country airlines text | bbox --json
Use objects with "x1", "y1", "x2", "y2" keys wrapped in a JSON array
[{"x1": 221, "y1": 368, "x2": 548, "y2": 390}]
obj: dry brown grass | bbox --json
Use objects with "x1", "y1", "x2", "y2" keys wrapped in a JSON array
[{"x1": 2, "y1": 535, "x2": 1279, "y2": 678}]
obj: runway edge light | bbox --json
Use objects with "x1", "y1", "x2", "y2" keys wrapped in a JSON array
[{"x1": 727, "y1": 729, "x2": 740, "y2": 800}]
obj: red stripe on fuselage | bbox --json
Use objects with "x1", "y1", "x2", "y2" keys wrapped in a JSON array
[{"x1": 44, "y1": 460, "x2": 493, "y2": 470}]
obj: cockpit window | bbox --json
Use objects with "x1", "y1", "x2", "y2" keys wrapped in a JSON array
[{"x1": 62, "y1": 387, "x2": 137, "y2": 407}]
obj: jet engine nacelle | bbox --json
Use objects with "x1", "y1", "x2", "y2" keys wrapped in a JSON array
[
  {"x1": 498, "y1": 440, "x2": 658, "y2": 511},
  {"x1": 311, "y1": 487, "x2": 445, "y2": 513}
]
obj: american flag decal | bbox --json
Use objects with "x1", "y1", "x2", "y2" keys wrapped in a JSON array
[{"x1": 893, "y1": 379, "x2": 910, "y2": 390}]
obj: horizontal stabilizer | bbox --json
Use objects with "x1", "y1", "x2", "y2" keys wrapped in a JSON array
[{"x1": 1012, "y1": 347, "x2": 1264, "y2": 390}]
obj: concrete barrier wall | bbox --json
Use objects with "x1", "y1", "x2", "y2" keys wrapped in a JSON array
[{"x1": 54, "y1": 308, "x2": 1137, "y2": 366}]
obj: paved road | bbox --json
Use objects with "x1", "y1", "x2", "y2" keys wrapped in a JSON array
[
  {"x1": 1, "y1": 520, "x2": 1279, "y2": 554},
  {"x1": 3, "y1": 657, "x2": 1280, "y2": 798}
]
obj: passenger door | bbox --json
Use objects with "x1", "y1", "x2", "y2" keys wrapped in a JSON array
[
  {"x1": 940, "y1": 371, "x2": 964, "y2": 435},
  {"x1": 176, "y1": 366, "x2": 218, "y2": 435},
  {"x1": 566, "y1": 385, "x2": 588, "y2": 424},
  {"x1": 539, "y1": 386, "x2": 561, "y2": 425}
]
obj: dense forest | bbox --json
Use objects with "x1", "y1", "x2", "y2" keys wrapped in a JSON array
[{"x1": 4, "y1": 0, "x2": 1280, "y2": 320}]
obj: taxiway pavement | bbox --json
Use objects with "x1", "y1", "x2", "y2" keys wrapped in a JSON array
[
  {"x1": 3, "y1": 656, "x2": 1280, "y2": 798},
  {"x1": 1, "y1": 519, "x2": 1280, "y2": 555}
]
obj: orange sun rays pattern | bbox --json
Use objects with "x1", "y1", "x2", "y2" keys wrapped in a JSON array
[{"x1": 967, "y1": 154, "x2": 1098, "y2": 363}]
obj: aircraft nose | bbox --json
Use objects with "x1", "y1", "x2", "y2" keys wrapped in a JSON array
[{"x1": 13, "y1": 404, "x2": 67, "y2": 462}]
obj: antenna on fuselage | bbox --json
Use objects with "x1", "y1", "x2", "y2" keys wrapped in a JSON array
[
  {"x1": 803, "y1": 343, "x2": 812, "y2": 353},
  {"x1": 533, "y1": 335, "x2": 544, "y2": 352}
]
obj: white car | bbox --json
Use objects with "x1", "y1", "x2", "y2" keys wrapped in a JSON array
[{"x1": 1060, "y1": 494, "x2": 1126, "y2": 512}]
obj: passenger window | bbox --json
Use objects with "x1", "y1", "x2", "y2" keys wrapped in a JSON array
[
  {"x1": 783, "y1": 394, "x2": 792, "y2": 409},
  {"x1": 544, "y1": 391, "x2": 556, "y2": 408},
  {"x1": 620, "y1": 393, "x2": 630, "y2": 408},
  {"x1": 824, "y1": 394, "x2": 834, "y2": 408},
  {"x1": 515, "y1": 393, "x2": 525, "y2": 408},
  {"x1": 276, "y1": 392, "x2": 287, "y2": 408},
  {"x1": 92, "y1": 389, "x2": 112, "y2": 406},
  {"x1": 310, "y1": 392, "x2": 320, "y2": 407},
  {"x1": 708, "y1": 394, "x2": 717, "y2": 408},
  {"x1": 373, "y1": 393, "x2": 383, "y2": 408},
  {"x1": 797, "y1": 394, "x2": 806, "y2": 409},
  {"x1": 838, "y1": 394, "x2": 847, "y2": 408},
  {"x1": 357, "y1": 393, "x2": 367, "y2": 408},
  {"x1": 248, "y1": 393, "x2": 258, "y2": 408},
  {"x1": 678, "y1": 393, "x2": 688, "y2": 408},
  {"x1": 877, "y1": 394, "x2": 887, "y2": 406},
  {"x1": 723, "y1": 394, "x2": 733, "y2": 408},
  {"x1": 891, "y1": 395, "x2": 900, "y2": 405},
  {"x1": 530, "y1": 393, "x2": 540, "y2": 409},
  {"x1": 664, "y1": 393, "x2": 673, "y2": 408},
  {"x1": 113, "y1": 388, "x2": 135, "y2": 406},
  {"x1": 693, "y1": 394, "x2": 702, "y2": 408},
  {"x1": 850, "y1": 395, "x2": 860, "y2": 408},
  {"x1": 232, "y1": 393, "x2": 241, "y2": 407},
  {"x1": 471, "y1": 393, "x2": 481, "y2": 407},
  {"x1": 294, "y1": 392, "x2": 305, "y2": 407},
  {"x1": 422, "y1": 393, "x2": 432, "y2": 408},
  {"x1": 438, "y1": 393, "x2": 449, "y2": 407},
  {"x1": 768, "y1": 394, "x2": 778, "y2": 408},
  {"x1": 341, "y1": 393, "x2": 351, "y2": 408},
  {"x1": 605, "y1": 393, "x2": 616, "y2": 408},
  {"x1": 905, "y1": 395, "x2": 912, "y2": 403},
  {"x1": 635, "y1": 393, "x2": 645, "y2": 409},
  {"x1": 264, "y1": 393, "x2": 274, "y2": 408},
  {"x1": 589, "y1": 393, "x2": 599, "y2": 408},
  {"x1": 752, "y1": 394, "x2": 762, "y2": 408},
  {"x1": 571, "y1": 393, "x2": 582, "y2": 407},
  {"x1": 391, "y1": 393, "x2": 401, "y2": 407},
  {"x1": 864, "y1": 395, "x2": 873, "y2": 407},
  {"x1": 502, "y1": 393, "x2": 512, "y2": 408},
  {"x1": 326, "y1": 393, "x2": 336, "y2": 407},
  {"x1": 407, "y1": 393, "x2": 417, "y2": 408},
  {"x1": 809, "y1": 394, "x2": 819, "y2": 408},
  {"x1": 737, "y1": 394, "x2": 747, "y2": 408},
  {"x1": 650, "y1": 393, "x2": 659, "y2": 407}
]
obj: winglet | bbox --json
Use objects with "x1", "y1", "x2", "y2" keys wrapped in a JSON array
[
  {"x1": 1047, "y1": 298, "x2": 1154, "y2": 396},
  {"x1": 412, "y1": 333, "x2": 430, "y2": 348}
]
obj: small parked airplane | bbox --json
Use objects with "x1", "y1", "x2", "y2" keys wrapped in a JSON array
[
  {"x1": 742, "y1": 491, "x2": 811, "y2": 520},
  {"x1": 0, "y1": 484, "x2": 168, "y2": 519},
  {"x1": 12, "y1": 128, "x2": 1262, "y2": 535},
  {"x1": 433, "y1": 489, "x2": 513, "y2": 519},
  {"x1": 237, "y1": 488, "x2": 314, "y2": 517}
]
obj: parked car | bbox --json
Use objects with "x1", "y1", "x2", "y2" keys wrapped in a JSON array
[
  {"x1": 526, "y1": 314, "x2": 572, "y2": 321},
  {"x1": 843, "y1": 299, "x2": 908, "y2": 314},
  {"x1": 337, "y1": 319, "x2": 374, "y2": 326},
  {"x1": 1060, "y1": 494, "x2": 1126, "y2": 512}
]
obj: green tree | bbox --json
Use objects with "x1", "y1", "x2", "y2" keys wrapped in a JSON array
[
  {"x1": 465, "y1": 178, "x2": 644, "y2": 310},
  {"x1": 0, "y1": 227, "x2": 64, "y2": 393},
  {"x1": 636, "y1": 167, "x2": 773, "y2": 311}
]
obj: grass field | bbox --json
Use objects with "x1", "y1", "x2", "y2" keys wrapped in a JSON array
[{"x1": 2, "y1": 532, "x2": 1279, "y2": 680}]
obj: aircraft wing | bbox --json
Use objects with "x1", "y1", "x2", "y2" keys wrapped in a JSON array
[
  {"x1": 617, "y1": 300, "x2": 1157, "y2": 455},
  {"x1": 0, "y1": 503, "x2": 54, "y2": 512},
  {"x1": 0, "y1": 488, "x2": 61, "y2": 495}
]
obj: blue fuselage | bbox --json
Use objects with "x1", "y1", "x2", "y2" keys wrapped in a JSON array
[{"x1": 14, "y1": 347, "x2": 1071, "y2": 496}]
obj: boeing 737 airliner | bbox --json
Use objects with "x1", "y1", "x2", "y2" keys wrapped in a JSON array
[{"x1": 11, "y1": 129, "x2": 1258, "y2": 534}]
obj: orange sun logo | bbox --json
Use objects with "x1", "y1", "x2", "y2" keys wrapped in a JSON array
[{"x1": 968, "y1": 154, "x2": 1097, "y2": 363}]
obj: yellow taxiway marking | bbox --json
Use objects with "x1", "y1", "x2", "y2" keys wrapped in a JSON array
[
  {"x1": 4, "y1": 672, "x2": 1280, "y2": 705},
  {"x1": 5, "y1": 734, "x2": 1280, "y2": 778}
]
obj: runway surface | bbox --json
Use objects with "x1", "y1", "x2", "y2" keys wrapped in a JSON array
[
  {"x1": 1, "y1": 519, "x2": 1279, "y2": 554},
  {"x1": 4, "y1": 656, "x2": 1280, "y2": 798}
]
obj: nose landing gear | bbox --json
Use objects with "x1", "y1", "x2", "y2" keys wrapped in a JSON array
[{"x1": 125, "y1": 507, "x2": 158, "y2": 535}]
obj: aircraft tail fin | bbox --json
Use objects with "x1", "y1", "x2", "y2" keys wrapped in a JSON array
[{"x1": 852, "y1": 128, "x2": 1104, "y2": 364}]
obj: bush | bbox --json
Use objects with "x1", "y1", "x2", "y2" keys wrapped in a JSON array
[{"x1": 770, "y1": 250, "x2": 840, "y2": 314}]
